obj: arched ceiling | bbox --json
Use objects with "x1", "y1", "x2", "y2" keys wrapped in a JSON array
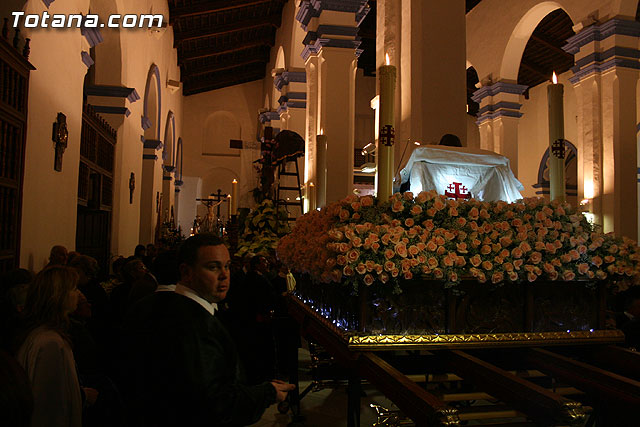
[{"x1": 169, "y1": 0, "x2": 574, "y2": 96}]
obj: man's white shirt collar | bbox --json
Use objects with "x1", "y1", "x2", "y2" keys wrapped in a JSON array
[{"x1": 175, "y1": 284, "x2": 218, "y2": 316}]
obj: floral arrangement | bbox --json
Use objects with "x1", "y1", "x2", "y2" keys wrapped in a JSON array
[
  {"x1": 277, "y1": 191, "x2": 640, "y2": 293},
  {"x1": 236, "y1": 199, "x2": 290, "y2": 257}
]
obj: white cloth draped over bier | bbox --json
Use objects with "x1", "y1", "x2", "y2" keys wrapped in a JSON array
[{"x1": 399, "y1": 145, "x2": 524, "y2": 203}]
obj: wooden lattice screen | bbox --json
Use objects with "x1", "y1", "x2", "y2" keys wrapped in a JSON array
[
  {"x1": 78, "y1": 103, "x2": 116, "y2": 209},
  {"x1": 76, "y1": 103, "x2": 116, "y2": 272},
  {"x1": 0, "y1": 33, "x2": 34, "y2": 273}
]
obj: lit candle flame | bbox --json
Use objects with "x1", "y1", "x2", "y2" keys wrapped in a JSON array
[
  {"x1": 320, "y1": 128, "x2": 324, "y2": 135},
  {"x1": 552, "y1": 71, "x2": 558, "y2": 84},
  {"x1": 232, "y1": 179, "x2": 237, "y2": 184},
  {"x1": 309, "y1": 182, "x2": 315, "y2": 187},
  {"x1": 385, "y1": 53, "x2": 390, "y2": 66}
]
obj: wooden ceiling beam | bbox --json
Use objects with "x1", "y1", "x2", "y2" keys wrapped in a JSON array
[
  {"x1": 183, "y1": 70, "x2": 265, "y2": 95},
  {"x1": 530, "y1": 35, "x2": 573, "y2": 59},
  {"x1": 170, "y1": 0, "x2": 273, "y2": 23},
  {"x1": 520, "y1": 61, "x2": 552, "y2": 83},
  {"x1": 178, "y1": 36, "x2": 274, "y2": 64},
  {"x1": 174, "y1": 14, "x2": 281, "y2": 46},
  {"x1": 182, "y1": 57, "x2": 269, "y2": 79}
]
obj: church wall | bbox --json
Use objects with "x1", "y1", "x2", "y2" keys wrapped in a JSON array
[
  {"x1": 17, "y1": 0, "x2": 184, "y2": 269},
  {"x1": 467, "y1": 0, "x2": 616, "y2": 83},
  {"x1": 181, "y1": 80, "x2": 263, "y2": 226},
  {"x1": 466, "y1": 114, "x2": 481, "y2": 149},
  {"x1": 517, "y1": 70, "x2": 578, "y2": 199},
  {"x1": 18, "y1": 0, "x2": 90, "y2": 271}
]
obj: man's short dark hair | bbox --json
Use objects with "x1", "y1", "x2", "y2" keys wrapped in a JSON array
[
  {"x1": 178, "y1": 234, "x2": 226, "y2": 267},
  {"x1": 439, "y1": 133, "x2": 462, "y2": 147},
  {"x1": 152, "y1": 250, "x2": 179, "y2": 286},
  {"x1": 134, "y1": 245, "x2": 146, "y2": 257}
]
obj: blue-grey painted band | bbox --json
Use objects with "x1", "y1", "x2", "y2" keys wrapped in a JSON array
[
  {"x1": 175, "y1": 188, "x2": 181, "y2": 193},
  {"x1": 274, "y1": 71, "x2": 307, "y2": 90},
  {"x1": 297, "y1": 0, "x2": 369, "y2": 30},
  {"x1": 175, "y1": 180, "x2": 184, "y2": 186},
  {"x1": 90, "y1": 105, "x2": 131, "y2": 117},
  {"x1": 163, "y1": 165, "x2": 175, "y2": 173},
  {"x1": 81, "y1": 51, "x2": 94, "y2": 68},
  {"x1": 277, "y1": 105, "x2": 288, "y2": 114},
  {"x1": 301, "y1": 43, "x2": 321, "y2": 61},
  {"x1": 476, "y1": 109, "x2": 523, "y2": 124},
  {"x1": 81, "y1": 26, "x2": 103, "y2": 48},
  {"x1": 637, "y1": 123, "x2": 640, "y2": 132},
  {"x1": 477, "y1": 101, "x2": 522, "y2": 115},
  {"x1": 259, "y1": 111, "x2": 281, "y2": 123},
  {"x1": 564, "y1": 19, "x2": 640, "y2": 54},
  {"x1": 278, "y1": 92, "x2": 307, "y2": 104},
  {"x1": 163, "y1": 175, "x2": 173, "y2": 181},
  {"x1": 84, "y1": 85, "x2": 140, "y2": 103},
  {"x1": 569, "y1": 57, "x2": 640, "y2": 84},
  {"x1": 42, "y1": 0, "x2": 55, "y2": 7},
  {"x1": 143, "y1": 139, "x2": 163, "y2": 150},
  {"x1": 573, "y1": 46, "x2": 640, "y2": 71},
  {"x1": 143, "y1": 154, "x2": 158, "y2": 160},
  {"x1": 472, "y1": 82, "x2": 528, "y2": 103},
  {"x1": 141, "y1": 116, "x2": 152, "y2": 131}
]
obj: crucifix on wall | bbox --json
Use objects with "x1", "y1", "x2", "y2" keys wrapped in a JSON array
[
  {"x1": 129, "y1": 172, "x2": 135, "y2": 204},
  {"x1": 52, "y1": 112, "x2": 68, "y2": 172}
]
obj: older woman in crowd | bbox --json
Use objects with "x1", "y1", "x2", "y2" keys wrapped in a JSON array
[{"x1": 15, "y1": 265, "x2": 84, "y2": 427}]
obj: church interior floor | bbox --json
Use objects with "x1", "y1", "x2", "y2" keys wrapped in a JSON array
[{"x1": 252, "y1": 343, "x2": 394, "y2": 426}]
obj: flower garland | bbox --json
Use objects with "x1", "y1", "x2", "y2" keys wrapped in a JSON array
[{"x1": 277, "y1": 191, "x2": 640, "y2": 293}]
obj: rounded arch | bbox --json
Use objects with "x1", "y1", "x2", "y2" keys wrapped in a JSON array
[
  {"x1": 275, "y1": 46, "x2": 286, "y2": 70},
  {"x1": 143, "y1": 64, "x2": 162, "y2": 140},
  {"x1": 175, "y1": 137, "x2": 184, "y2": 183},
  {"x1": 163, "y1": 111, "x2": 176, "y2": 167},
  {"x1": 613, "y1": 0, "x2": 639, "y2": 17},
  {"x1": 500, "y1": 2, "x2": 567, "y2": 81},
  {"x1": 533, "y1": 140, "x2": 578, "y2": 205},
  {"x1": 89, "y1": 0, "x2": 123, "y2": 85}
]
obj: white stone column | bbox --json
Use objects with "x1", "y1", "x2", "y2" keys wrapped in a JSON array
[
  {"x1": 565, "y1": 18, "x2": 640, "y2": 239},
  {"x1": 396, "y1": 0, "x2": 467, "y2": 153},
  {"x1": 297, "y1": 0, "x2": 370, "y2": 203},
  {"x1": 472, "y1": 82, "x2": 528, "y2": 177}
]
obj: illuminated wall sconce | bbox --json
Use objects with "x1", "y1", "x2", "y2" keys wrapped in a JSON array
[{"x1": 360, "y1": 162, "x2": 377, "y2": 173}]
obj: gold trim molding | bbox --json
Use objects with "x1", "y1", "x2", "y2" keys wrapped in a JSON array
[{"x1": 348, "y1": 330, "x2": 625, "y2": 350}]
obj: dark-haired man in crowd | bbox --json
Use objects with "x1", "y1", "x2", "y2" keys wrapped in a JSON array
[{"x1": 121, "y1": 234, "x2": 294, "y2": 426}]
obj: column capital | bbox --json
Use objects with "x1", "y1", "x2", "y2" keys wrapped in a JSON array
[
  {"x1": 259, "y1": 110, "x2": 280, "y2": 124},
  {"x1": 564, "y1": 18, "x2": 640, "y2": 84},
  {"x1": 274, "y1": 71, "x2": 307, "y2": 91},
  {"x1": 296, "y1": 0, "x2": 370, "y2": 29},
  {"x1": 472, "y1": 81, "x2": 528, "y2": 125}
]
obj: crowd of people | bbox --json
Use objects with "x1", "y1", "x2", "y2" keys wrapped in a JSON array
[{"x1": 0, "y1": 236, "x2": 297, "y2": 427}]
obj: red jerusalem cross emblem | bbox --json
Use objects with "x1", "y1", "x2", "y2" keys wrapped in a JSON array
[{"x1": 445, "y1": 182, "x2": 471, "y2": 200}]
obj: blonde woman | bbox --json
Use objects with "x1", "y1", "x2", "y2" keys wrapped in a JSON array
[{"x1": 16, "y1": 265, "x2": 83, "y2": 427}]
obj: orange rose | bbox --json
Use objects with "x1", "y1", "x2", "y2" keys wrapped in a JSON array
[
  {"x1": 508, "y1": 271, "x2": 519, "y2": 281},
  {"x1": 456, "y1": 242, "x2": 468, "y2": 253},
  {"x1": 371, "y1": 242, "x2": 380, "y2": 252},
  {"x1": 577, "y1": 263, "x2": 589, "y2": 275},
  {"x1": 492, "y1": 272, "x2": 504, "y2": 284},
  {"x1": 363, "y1": 274, "x2": 374, "y2": 286},
  {"x1": 481, "y1": 245, "x2": 492, "y2": 255},
  {"x1": 384, "y1": 249, "x2": 395, "y2": 260},
  {"x1": 529, "y1": 252, "x2": 542, "y2": 264},
  {"x1": 428, "y1": 257, "x2": 439, "y2": 269},
  {"x1": 504, "y1": 262, "x2": 514, "y2": 272},
  {"x1": 591, "y1": 256, "x2": 603, "y2": 267},
  {"x1": 403, "y1": 271, "x2": 413, "y2": 280},
  {"x1": 482, "y1": 260, "x2": 493, "y2": 271},
  {"x1": 470, "y1": 254, "x2": 482, "y2": 267},
  {"x1": 562, "y1": 270, "x2": 576, "y2": 281},
  {"x1": 392, "y1": 200, "x2": 404, "y2": 212},
  {"x1": 361, "y1": 196, "x2": 374, "y2": 207},
  {"x1": 433, "y1": 268, "x2": 444, "y2": 279},
  {"x1": 343, "y1": 265, "x2": 354, "y2": 276},
  {"x1": 469, "y1": 207, "x2": 479, "y2": 220},
  {"x1": 356, "y1": 264, "x2": 367, "y2": 275}
]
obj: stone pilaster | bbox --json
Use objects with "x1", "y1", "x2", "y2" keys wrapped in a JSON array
[
  {"x1": 564, "y1": 18, "x2": 640, "y2": 238},
  {"x1": 297, "y1": 0, "x2": 370, "y2": 204},
  {"x1": 472, "y1": 81, "x2": 528, "y2": 177}
]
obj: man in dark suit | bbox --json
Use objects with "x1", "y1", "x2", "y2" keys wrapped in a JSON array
[{"x1": 121, "y1": 234, "x2": 294, "y2": 426}]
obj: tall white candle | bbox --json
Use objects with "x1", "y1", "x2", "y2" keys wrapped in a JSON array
[
  {"x1": 231, "y1": 179, "x2": 238, "y2": 215},
  {"x1": 316, "y1": 132, "x2": 327, "y2": 208},
  {"x1": 378, "y1": 53, "x2": 396, "y2": 201},
  {"x1": 548, "y1": 72, "x2": 565, "y2": 203}
]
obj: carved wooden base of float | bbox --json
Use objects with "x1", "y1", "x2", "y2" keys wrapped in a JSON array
[{"x1": 286, "y1": 294, "x2": 640, "y2": 427}]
